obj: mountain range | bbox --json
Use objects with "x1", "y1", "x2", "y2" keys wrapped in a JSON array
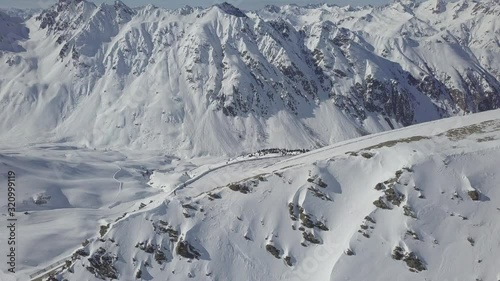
[
  {"x1": 0, "y1": 0, "x2": 498, "y2": 157},
  {"x1": 1, "y1": 1, "x2": 500, "y2": 280}
]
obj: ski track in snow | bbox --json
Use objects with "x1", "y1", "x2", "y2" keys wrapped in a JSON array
[{"x1": 108, "y1": 165, "x2": 124, "y2": 209}]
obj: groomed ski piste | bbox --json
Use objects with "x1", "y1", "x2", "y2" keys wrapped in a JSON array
[{"x1": 1, "y1": 109, "x2": 500, "y2": 281}]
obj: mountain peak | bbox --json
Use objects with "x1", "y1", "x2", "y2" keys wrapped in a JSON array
[
  {"x1": 36, "y1": 0, "x2": 95, "y2": 30},
  {"x1": 263, "y1": 4, "x2": 281, "y2": 13},
  {"x1": 57, "y1": 0, "x2": 84, "y2": 4},
  {"x1": 214, "y1": 2, "x2": 247, "y2": 17},
  {"x1": 389, "y1": 0, "x2": 419, "y2": 13},
  {"x1": 395, "y1": 0, "x2": 419, "y2": 8},
  {"x1": 55, "y1": 0, "x2": 89, "y2": 11},
  {"x1": 112, "y1": 0, "x2": 135, "y2": 16},
  {"x1": 113, "y1": 0, "x2": 131, "y2": 10},
  {"x1": 431, "y1": 0, "x2": 446, "y2": 13}
]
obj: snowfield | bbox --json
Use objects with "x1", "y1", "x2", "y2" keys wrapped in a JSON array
[
  {"x1": 0, "y1": 0, "x2": 499, "y2": 280},
  {"x1": 1, "y1": 109, "x2": 499, "y2": 280}
]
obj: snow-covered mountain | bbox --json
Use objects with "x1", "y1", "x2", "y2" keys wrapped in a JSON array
[
  {"x1": 2, "y1": 108, "x2": 500, "y2": 281},
  {"x1": 0, "y1": 0, "x2": 498, "y2": 156}
]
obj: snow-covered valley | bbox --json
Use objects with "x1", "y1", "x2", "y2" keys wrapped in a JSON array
[{"x1": 1, "y1": 0, "x2": 500, "y2": 280}]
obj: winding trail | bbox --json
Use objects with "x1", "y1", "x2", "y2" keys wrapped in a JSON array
[
  {"x1": 165, "y1": 154, "x2": 289, "y2": 197},
  {"x1": 108, "y1": 165, "x2": 124, "y2": 209},
  {"x1": 30, "y1": 258, "x2": 67, "y2": 281}
]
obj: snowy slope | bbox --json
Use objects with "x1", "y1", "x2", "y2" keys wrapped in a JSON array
[
  {"x1": 1, "y1": 109, "x2": 500, "y2": 280},
  {"x1": 0, "y1": 0, "x2": 498, "y2": 156}
]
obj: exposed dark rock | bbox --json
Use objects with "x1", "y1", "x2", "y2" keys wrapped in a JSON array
[
  {"x1": 467, "y1": 237, "x2": 475, "y2": 246},
  {"x1": 468, "y1": 190, "x2": 480, "y2": 201},
  {"x1": 228, "y1": 183, "x2": 250, "y2": 194},
  {"x1": 385, "y1": 188, "x2": 405, "y2": 206},
  {"x1": 298, "y1": 207, "x2": 315, "y2": 228},
  {"x1": 32, "y1": 192, "x2": 53, "y2": 205},
  {"x1": 155, "y1": 250, "x2": 167, "y2": 264},
  {"x1": 99, "y1": 224, "x2": 110, "y2": 237},
  {"x1": 373, "y1": 197, "x2": 391, "y2": 209},
  {"x1": 215, "y1": 2, "x2": 248, "y2": 18},
  {"x1": 392, "y1": 246, "x2": 404, "y2": 260},
  {"x1": 207, "y1": 193, "x2": 221, "y2": 200},
  {"x1": 288, "y1": 203, "x2": 298, "y2": 221},
  {"x1": 176, "y1": 240, "x2": 201, "y2": 259},
  {"x1": 395, "y1": 170, "x2": 404, "y2": 178},
  {"x1": 182, "y1": 204, "x2": 197, "y2": 210},
  {"x1": 86, "y1": 248, "x2": 118, "y2": 279},
  {"x1": 317, "y1": 178, "x2": 328, "y2": 188},
  {"x1": 364, "y1": 216, "x2": 376, "y2": 224},
  {"x1": 155, "y1": 223, "x2": 179, "y2": 242},
  {"x1": 403, "y1": 205, "x2": 417, "y2": 218},
  {"x1": 403, "y1": 252, "x2": 426, "y2": 271},
  {"x1": 137, "y1": 243, "x2": 155, "y2": 254},
  {"x1": 308, "y1": 186, "x2": 333, "y2": 201},
  {"x1": 73, "y1": 248, "x2": 89, "y2": 259},
  {"x1": 406, "y1": 230, "x2": 420, "y2": 240},
  {"x1": 265, "y1": 244, "x2": 281, "y2": 258},
  {"x1": 375, "y1": 183, "x2": 385, "y2": 190},
  {"x1": 307, "y1": 177, "x2": 328, "y2": 188},
  {"x1": 315, "y1": 221, "x2": 329, "y2": 231},
  {"x1": 361, "y1": 152, "x2": 374, "y2": 159},
  {"x1": 302, "y1": 231, "x2": 321, "y2": 244}
]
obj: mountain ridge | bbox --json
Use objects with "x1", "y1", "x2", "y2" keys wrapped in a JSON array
[
  {"x1": 0, "y1": 0, "x2": 498, "y2": 156},
  {"x1": 2, "y1": 108, "x2": 499, "y2": 281}
]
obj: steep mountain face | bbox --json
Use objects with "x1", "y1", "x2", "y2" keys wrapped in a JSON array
[
  {"x1": 2, "y1": 109, "x2": 500, "y2": 281},
  {"x1": 257, "y1": 0, "x2": 500, "y2": 112},
  {"x1": 0, "y1": 11, "x2": 29, "y2": 52},
  {"x1": 0, "y1": 0, "x2": 499, "y2": 156}
]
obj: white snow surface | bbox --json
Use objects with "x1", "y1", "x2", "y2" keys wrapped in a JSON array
[
  {"x1": 1, "y1": 109, "x2": 500, "y2": 280},
  {"x1": 0, "y1": 1, "x2": 499, "y2": 279},
  {"x1": 0, "y1": 0, "x2": 498, "y2": 157}
]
